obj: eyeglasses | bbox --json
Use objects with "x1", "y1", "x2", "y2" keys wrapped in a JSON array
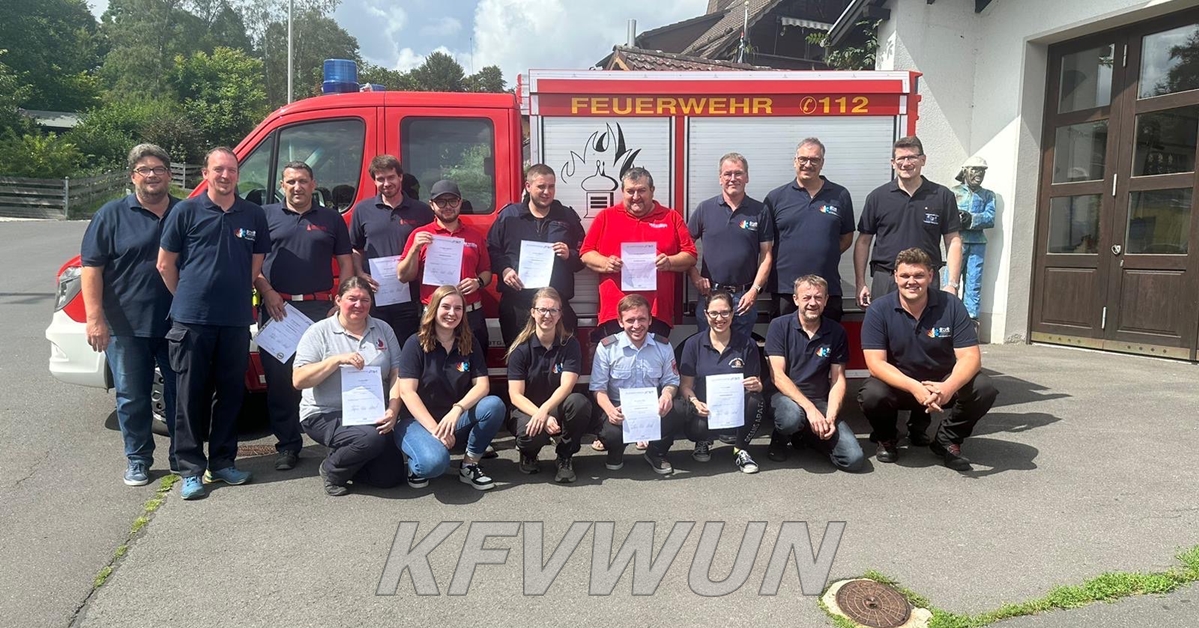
[
  {"x1": 705, "y1": 310, "x2": 733, "y2": 319},
  {"x1": 794, "y1": 157, "x2": 823, "y2": 165},
  {"x1": 893, "y1": 155, "x2": 925, "y2": 164},
  {"x1": 133, "y1": 167, "x2": 168, "y2": 176},
  {"x1": 533, "y1": 307, "x2": 561, "y2": 316},
  {"x1": 432, "y1": 196, "x2": 462, "y2": 208},
  {"x1": 720, "y1": 170, "x2": 746, "y2": 180}
]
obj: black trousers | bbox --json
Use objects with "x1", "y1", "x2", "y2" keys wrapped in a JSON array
[
  {"x1": 466, "y1": 308, "x2": 489, "y2": 352},
  {"x1": 511, "y1": 391, "x2": 593, "y2": 458},
  {"x1": 372, "y1": 302, "x2": 419, "y2": 345},
  {"x1": 857, "y1": 373, "x2": 998, "y2": 445},
  {"x1": 774, "y1": 294, "x2": 844, "y2": 323},
  {"x1": 680, "y1": 391, "x2": 765, "y2": 448},
  {"x1": 499, "y1": 291, "x2": 578, "y2": 348},
  {"x1": 596, "y1": 401, "x2": 689, "y2": 457},
  {"x1": 301, "y1": 411, "x2": 406, "y2": 487},
  {"x1": 167, "y1": 322, "x2": 250, "y2": 477},
  {"x1": 258, "y1": 300, "x2": 331, "y2": 454}
]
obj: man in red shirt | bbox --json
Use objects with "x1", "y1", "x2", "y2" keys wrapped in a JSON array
[
  {"x1": 399, "y1": 180, "x2": 493, "y2": 347},
  {"x1": 581, "y1": 167, "x2": 697, "y2": 339}
]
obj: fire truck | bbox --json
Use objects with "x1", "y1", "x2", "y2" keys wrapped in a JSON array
[{"x1": 46, "y1": 69, "x2": 921, "y2": 430}]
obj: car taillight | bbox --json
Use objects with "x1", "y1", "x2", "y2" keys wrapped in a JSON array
[{"x1": 54, "y1": 266, "x2": 82, "y2": 312}]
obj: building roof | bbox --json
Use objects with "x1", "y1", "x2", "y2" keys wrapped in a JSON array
[
  {"x1": 22, "y1": 110, "x2": 82, "y2": 129},
  {"x1": 682, "y1": 0, "x2": 785, "y2": 58},
  {"x1": 604, "y1": 46, "x2": 771, "y2": 71}
]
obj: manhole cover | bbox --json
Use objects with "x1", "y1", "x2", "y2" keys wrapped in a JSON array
[
  {"x1": 835, "y1": 579, "x2": 911, "y2": 628},
  {"x1": 236, "y1": 444, "x2": 278, "y2": 458}
]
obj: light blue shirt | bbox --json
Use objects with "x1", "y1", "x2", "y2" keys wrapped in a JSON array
[
  {"x1": 589, "y1": 332, "x2": 679, "y2": 406},
  {"x1": 951, "y1": 183, "x2": 996, "y2": 245}
]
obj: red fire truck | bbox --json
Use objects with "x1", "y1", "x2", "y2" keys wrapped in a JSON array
[{"x1": 46, "y1": 69, "x2": 921, "y2": 430}]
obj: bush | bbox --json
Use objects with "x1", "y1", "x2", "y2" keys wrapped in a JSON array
[
  {"x1": 65, "y1": 99, "x2": 201, "y2": 171},
  {"x1": 0, "y1": 133, "x2": 84, "y2": 178}
]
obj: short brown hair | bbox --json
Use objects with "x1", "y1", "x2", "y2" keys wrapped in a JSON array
[
  {"x1": 525, "y1": 163, "x2": 555, "y2": 180},
  {"x1": 894, "y1": 247, "x2": 934, "y2": 270},
  {"x1": 793, "y1": 274, "x2": 828, "y2": 294},
  {"x1": 369, "y1": 154, "x2": 402, "y2": 178},
  {"x1": 892, "y1": 136, "x2": 924, "y2": 157},
  {"x1": 203, "y1": 146, "x2": 236, "y2": 167},
  {"x1": 617, "y1": 293, "x2": 650, "y2": 315},
  {"x1": 719, "y1": 152, "x2": 747, "y2": 173}
]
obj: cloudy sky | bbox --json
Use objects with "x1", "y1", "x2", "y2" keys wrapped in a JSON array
[{"x1": 88, "y1": 0, "x2": 708, "y2": 86}]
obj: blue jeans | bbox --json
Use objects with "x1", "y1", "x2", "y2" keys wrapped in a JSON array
[
  {"x1": 770, "y1": 394, "x2": 865, "y2": 472},
  {"x1": 393, "y1": 396, "x2": 506, "y2": 478},
  {"x1": 696, "y1": 289, "x2": 757, "y2": 338},
  {"x1": 106, "y1": 335, "x2": 176, "y2": 466},
  {"x1": 943, "y1": 243, "x2": 986, "y2": 319}
]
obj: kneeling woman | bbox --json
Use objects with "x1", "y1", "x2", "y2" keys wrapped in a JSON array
[
  {"x1": 293, "y1": 277, "x2": 406, "y2": 496},
  {"x1": 394, "y1": 285, "x2": 505, "y2": 490},
  {"x1": 506, "y1": 288, "x2": 593, "y2": 483},
  {"x1": 678, "y1": 291, "x2": 766, "y2": 474}
]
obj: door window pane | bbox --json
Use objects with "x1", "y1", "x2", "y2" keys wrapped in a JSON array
[
  {"x1": 237, "y1": 133, "x2": 274, "y2": 205},
  {"x1": 1126, "y1": 188, "x2": 1192, "y2": 254},
  {"x1": 1138, "y1": 23, "x2": 1199, "y2": 99},
  {"x1": 1052, "y1": 121, "x2": 1108, "y2": 183},
  {"x1": 275, "y1": 119, "x2": 366, "y2": 213},
  {"x1": 1059, "y1": 45, "x2": 1114, "y2": 113},
  {"x1": 401, "y1": 118, "x2": 496, "y2": 215},
  {"x1": 1048, "y1": 195, "x2": 1101, "y2": 253},
  {"x1": 1133, "y1": 106, "x2": 1199, "y2": 176}
]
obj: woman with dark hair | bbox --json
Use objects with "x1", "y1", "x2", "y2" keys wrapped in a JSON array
[
  {"x1": 293, "y1": 276, "x2": 406, "y2": 496},
  {"x1": 393, "y1": 285, "x2": 505, "y2": 490},
  {"x1": 506, "y1": 287, "x2": 592, "y2": 483},
  {"x1": 678, "y1": 291, "x2": 765, "y2": 474}
]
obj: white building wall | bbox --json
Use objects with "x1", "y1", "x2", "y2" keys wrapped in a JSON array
[{"x1": 875, "y1": 0, "x2": 1199, "y2": 343}]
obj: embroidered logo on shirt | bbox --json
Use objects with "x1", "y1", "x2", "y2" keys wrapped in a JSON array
[
  {"x1": 552, "y1": 362, "x2": 564, "y2": 374},
  {"x1": 648, "y1": 222, "x2": 669, "y2": 229},
  {"x1": 923, "y1": 212, "x2": 939, "y2": 225},
  {"x1": 816, "y1": 346, "x2": 831, "y2": 358},
  {"x1": 306, "y1": 224, "x2": 329, "y2": 232},
  {"x1": 737, "y1": 219, "x2": 758, "y2": 231},
  {"x1": 235, "y1": 228, "x2": 257, "y2": 240},
  {"x1": 728, "y1": 357, "x2": 745, "y2": 368},
  {"x1": 927, "y1": 327, "x2": 952, "y2": 338},
  {"x1": 819, "y1": 204, "x2": 839, "y2": 216},
  {"x1": 454, "y1": 360, "x2": 471, "y2": 373},
  {"x1": 376, "y1": 339, "x2": 386, "y2": 351}
]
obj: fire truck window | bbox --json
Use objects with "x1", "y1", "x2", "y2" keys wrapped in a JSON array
[
  {"x1": 401, "y1": 117, "x2": 495, "y2": 215},
  {"x1": 275, "y1": 119, "x2": 366, "y2": 213},
  {"x1": 237, "y1": 133, "x2": 274, "y2": 205}
]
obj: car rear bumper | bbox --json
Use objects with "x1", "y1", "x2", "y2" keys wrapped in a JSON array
[{"x1": 46, "y1": 310, "x2": 109, "y2": 389}]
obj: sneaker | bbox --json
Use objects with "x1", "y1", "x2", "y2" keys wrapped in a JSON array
[
  {"x1": 643, "y1": 451, "x2": 674, "y2": 476},
  {"x1": 275, "y1": 450, "x2": 299, "y2": 471},
  {"x1": 203, "y1": 466, "x2": 252, "y2": 485},
  {"x1": 876, "y1": 440, "x2": 899, "y2": 463},
  {"x1": 930, "y1": 441, "x2": 972, "y2": 471},
  {"x1": 406, "y1": 472, "x2": 429, "y2": 489},
  {"x1": 459, "y1": 463, "x2": 495, "y2": 490},
  {"x1": 692, "y1": 440, "x2": 712, "y2": 462},
  {"x1": 123, "y1": 461, "x2": 150, "y2": 486},
  {"x1": 605, "y1": 447, "x2": 624, "y2": 471},
  {"x1": 734, "y1": 449, "x2": 759, "y2": 474},
  {"x1": 768, "y1": 430, "x2": 790, "y2": 462},
  {"x1": 518, "y1": 452, "x2": 540, "y2": 474},
  {"x1": 319, "y1": 462, "x2": 349, "y2": 496},
  {"x1": 717, "y1": 433, "x2": 737, "y2": 445},
  {"x1": 554, "y1": 457, "x2": 576, "y2": 483},
  {"x1": 180, "y1": 475, "x2": 206, "y2": 500}
]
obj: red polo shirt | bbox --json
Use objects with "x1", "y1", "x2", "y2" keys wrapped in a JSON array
[
  {"x1": 580, "y1": 201, "x2": 697, "y2": 325},
  {"x1": 402, "y1": 221, "x2": 491, "y2": 305}
]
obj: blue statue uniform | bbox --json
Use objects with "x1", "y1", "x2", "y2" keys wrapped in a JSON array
[{"x1": 945, "y1": 183, "x2": 995, "y2": 319}]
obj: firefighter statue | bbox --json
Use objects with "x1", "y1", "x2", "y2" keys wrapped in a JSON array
[{"x1": 945, "y1": 156, "x2": 995, "y2": 323}]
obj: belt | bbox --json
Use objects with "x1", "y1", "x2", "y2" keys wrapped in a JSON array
[
  {"x1": 276, "y1": 290, "x2": 334, "y2": 302},
  {"x1": 710, "y1": 282, "x2": 753, "y2": 294},
  {"x1": 464, "y1": 302, "x2": 482, "y2": 313}
]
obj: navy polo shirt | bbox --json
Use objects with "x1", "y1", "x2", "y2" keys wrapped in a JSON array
[
  {"x1": 506, "y1": 335, "x2": 582, "y2": 405},
  {"x1": 764, "y1": 177, "x2": 854, "y2": 296},
  {"x1": 486, "y1": 200, "x2": 586, "y2": 300},
  {"x1": 348, "y1": 194, "x2": 434, "y2": 267},
  {"x1": 679, "y1": 331, "x2": 762, "y2": 400},
  {"x1": 261, "y1": 202, "x2": 352, "y2": 294},
  {"x1": 687, "y1": 194, "x2": 774, "y2": 286},
  {"x1": 397, "y1": 334, "x2": 488, "y2": 419},
  {"x1": 764, "y1": 314, "x2": 849, "y2": 401},
  {"x1": 80, "y1": 194, "x2": 180, "y2": 337},
  {"x1": 160, "y1": 194, "x2": 270, "y2": 327},
  {"x1": 857, "y1": 176, "x2": 960, "y2": 271},
  {"x1": 860, "y1": 289, "x2": 977, "y2": 382}
]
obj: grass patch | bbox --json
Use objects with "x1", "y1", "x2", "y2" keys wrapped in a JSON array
[
  {"x1": 89, "y1": 474, "x2": 179, "y2": 590},
  {"x1": 824, "y1": 544, "x2": 1199, "y2": 628}
]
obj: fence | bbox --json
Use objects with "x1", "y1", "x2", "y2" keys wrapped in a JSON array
[
  {"x1": 0, "y1": 172, "x2": 129, "y2": 219},
  {"x1": 171, "y1": 163, "x2": 202, "y2": 190}
]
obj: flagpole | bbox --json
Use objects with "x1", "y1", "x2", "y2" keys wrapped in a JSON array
[{"x1": 737, "y1": 0, "x2": 749, "y2": 63}]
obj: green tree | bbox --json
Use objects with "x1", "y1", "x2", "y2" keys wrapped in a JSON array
[
  {"x1": 464, "y1": 66, "x2": 508, "y2": 93},
  {"x1": 0, "y1": 0, "x2": 103, "y2": 111},
  {"x1": 0, "y1": 52, "x2": 35, "y2": 137},
  {"x1": 359, "y1": 62, "x2": 415, "y2": 91},
  {"x1": 0, "y1": 133, "x2": 84, "y2": 178},
  {"x1": 259, "y1": 8, "x2": 359, "y2": 106},
  {"x1": 65, "y1": 99, "x2": 200, "y2": 169},
  {"x1": 807, "y1": 20, "x2": 880, "y2": 71},
  {"x1": 171, "y1": 47, "x2": 267, "y2": 147},
  {"x1": 407, "y1": 51, "x2": 465, "y2": 92}
]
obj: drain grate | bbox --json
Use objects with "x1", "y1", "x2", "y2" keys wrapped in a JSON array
[
  {"x1": 835, "y1": 579, "x2": 912, "y2": 628},
  {"x1": 236, "y1": 444, "x2": 278, "y2": 458}
]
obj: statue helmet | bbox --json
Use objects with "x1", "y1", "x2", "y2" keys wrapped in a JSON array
[{"x1": 961, "y1": 156, "x2": 988, "y2": 170}]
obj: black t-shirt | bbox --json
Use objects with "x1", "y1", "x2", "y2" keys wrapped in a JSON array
[
  {"x1": 857, "y1": 177, "x2": 959, "y2": 271},
  {"x1": 397, "y1": 334, "x2": 488, "y2": 419},
  {"x1": 764, "y1": 314, "x2": 849, "y2": 401},
  {"x1": 678, "y1": 331, "x2": 761, "y2": 400},
  {"x1": 261, "y1": 202, "x2": 351, "y2": 294},
  {"x1": 506, "y1": 335, "x2": 582, "y2": 405},
  {"x1": 860, "y1": 289, "x2": 977, "y2": 381},
  {"x1": 764, "y1": 177, "x2": 854, "y2": 295}
]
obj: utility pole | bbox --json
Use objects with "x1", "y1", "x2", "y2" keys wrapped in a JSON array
[{"x1": 287, "y1": 0, "x2": 294, "y2": 103}]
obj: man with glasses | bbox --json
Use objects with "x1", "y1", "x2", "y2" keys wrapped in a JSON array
[
  {"x1": 349, "y1": 155, "x2": 434, "y2": 342},
  {"x1": 399, "y1": 180, "x2": 493, "y2": 347},
  {"x1": 158, "y1": 147, "x2": 271, "y2": 500},
  {"x1": 853, "y1": 136, "x2": 962, "y2": 309},
  {"x1": 686, "y1": 152, "x2": 774, "y2": 337},
  {"x1": 81, "y1": 144, "x2": 181, "y2": 486},
  {"x1": 764, "y1": 138, "x2": 855, "y2": 323},
  {"x1": 252, "y1": 161, "x2": 353, "y2": 471}
]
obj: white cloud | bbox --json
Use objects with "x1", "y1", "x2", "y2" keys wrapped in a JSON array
[
  {"x1": 420, "y1": 16, "x2": 463, "y2": 38},
  {"x1": 392, "y1": 46, "x2": 474, "y2": 73},
  {"x1": 471, "y1": 0, "x2": 706, "y2": 85}
]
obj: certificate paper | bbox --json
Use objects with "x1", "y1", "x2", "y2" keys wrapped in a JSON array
[
  {"x1": 518, "y1": 240, "x2": 555, "y2": 289},
  {"x1": 620, "y1": 386, "x2": 661, "y2": 443},
  {"x1": 620, "y1": 242, "x2": 657, "y2": 292},
  {"x1": 254, "y1": 303, "x2": 315, "y2": 362},
  {"x1": 423, "y1": 235, "x2": 465, "y2": 287},
  {"x1": 340, "y1": 365, "x2": 385, "y2": 426},
  {"x1": 368, "y1": 255, "x2": 410, "y2": 306},
  {"x1": 705, "y1": 374, "x2": 745, "y2": 429}
]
